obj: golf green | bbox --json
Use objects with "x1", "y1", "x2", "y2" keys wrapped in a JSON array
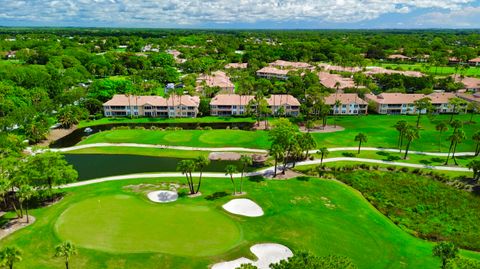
[{"x1": 54, "y1": 194, "x2": 242, "y2": 256}]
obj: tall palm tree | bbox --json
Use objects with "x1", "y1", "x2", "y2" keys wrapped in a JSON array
[
  {"x1": 403, "y1": 126, "x2": 420, "y2": 159},
  {"x1": 450, "y1": 119, "x2": 463, "y2": 133},
  {"x1": 393, "y1": 120, "x2": 408, "y2": 152},
  {"x1": 435, "y1": 122, "x2": 449, "y2": 152},
  {"x1": 317, "y1": 147, "x2": 329, "y2": 164},
  {"x1": 448, "y1": 98, "x2": 468, "y2": 123},
  {"x1": 354, "y1": 133, "x2": 367, "y2": 154},
  {"x1": 269, "y1": 143, "x2": 284, "y2": 178},
  {"x1": 238, "y1": 155, "x2": 252, "y2": 194},
  {"x1": 301, "y1": 132, "x2": 316, "y2": 159},
  {"x1": 17, "y1": 185, "x2": 35, "y2": 223},
  {"x1": 0, "y1": 246, "x2": 22, "y2": 269},
  {"x1": 473, "y1": 131, "x2": 480, "y2": 156},
  {"x1": 176, "y1": 160, "x2": 196, "y2": 194},
  {"x1": 334, "y1": 99, "x2": 342, "y2": 128},
  {"x1": 225, "y1": 165, "x2": 238, "y2": 195},
  {"x1": 55, "y1": 241, "x2": 77, "y2": 269},
  {"x1": 467, "y1": 102, "x2": 479, "y2": 123},
  {"x1": 194, "y1": 156, "x2": 210, "y2": 194},
  {"x1": 445, "y1": 129, "x2": 466, "y2": 166},
  {"x1": 413, "y1": 97, "x2": 432, "y2": 127}
]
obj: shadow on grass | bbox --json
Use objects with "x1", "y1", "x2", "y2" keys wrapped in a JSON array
[
  {"x1": 296, "y1": 176, "x2": 310, "y2": 182},
  {"x1": 205, "y1": 191, "x2": 229, "y2": 201},
  {"x1": 248, "y1": 175, "x2": 265, "y2": 183}
]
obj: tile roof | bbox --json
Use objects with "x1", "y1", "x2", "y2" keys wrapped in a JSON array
[
  {"x1": 318, "y1": 72, "x2": 357, "y2": 89},
  {"x1": 210, "y1": 94, "x2": 300, "y2": 106},
  {"x1": 364, "y1": 67, "x2": 424, "y2": 77},
  {"x1": 256, "y1": 66, "x2": 290, "y2": 76},
  {"x1": 388, "y1": 54, "x2": 411, "y2": 60},
  {"x1": 266, "y1": 94, "x2": 301, "y2": 106},
  {"x1": 270, "y1": 60, "x2": 312, "y2": 69},
  {"x1": 365, "y1": 93, "x2": 426, "y2": 104},
  {"x1": 225, "y1": 63, "x2": 248, "y2": 69},
  {"x1": 428, "y1": 92, "x2": 456, "y2": 104},
  {"x1": 456, "y1": 92, "x2": 480, "y2": 104},
  {"x1": 318, "y1": 63, "x2": 362, "y2": 73},
  {"x1": 324, "y1": 93, "x2": 367, "y2": 105},
  {"x1": 197, "y1": 71, "x2": 235, "y2": 89},
  {"x1": 468, "y1": 57, "x2": 480, "y2": 63},
  {"x1": 455, "y1": 76, "x2": 480, "y2": 89},
  {"x1": 104, "y1": 94, "x2": 200, "y2": 107}
]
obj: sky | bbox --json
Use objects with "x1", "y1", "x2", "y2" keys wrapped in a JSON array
[{"x1": 0, "y1": 0, "x2": 479, "y2": 29}]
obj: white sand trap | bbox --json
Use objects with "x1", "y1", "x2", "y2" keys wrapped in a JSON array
[
  {"x1": 222, "y1": 199, "x2": 264, "y2": 217},
  {"x1": 147, "y1": 190, "x2": 178, "y2": 203},
  {"x1": 212, "y1": 243, "x2": 293, "y2": 269}
]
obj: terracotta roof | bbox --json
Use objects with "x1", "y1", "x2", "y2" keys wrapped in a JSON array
[
  {"x1": 365, "y1": 93, "x2": 426, "y2": 104},
  {"x1": 318, "y1": 63, "x2": 361, "y2": 73},
  {"x1": 455, "y1": 76, "x2": 480, "y2": 89},
  {"x1": 210, "y1": 94, "x2": 300, "y2": 106},
  {"x1": 428, "y1": 92, "x2": 456, "y2": 104},
  {"x1": 197, "y1": 71, "x2": 234, "y2": 89},
  {"x1": 210, "y1": 94, "x2": 255, "y2": 106},
  {"x1": 270, "y1": 60, "x2": 312, "y2": 69},
  {"x1": 468, "y1": 57, "x2": 480, "y2": 63},
  {"x1": 324, "y1": 93, "x2": 367, "y2": 105},
  {"x1": 318, "y1": 72, "x2": 356, "y2": 89},
  {"x1": 104, "y1": 94, "x2": 199, "y2": 107},
  {"x1": 256, "y1": 66, "x2": 289, "y2": 76},
  {"x1": 225, "y1": 63, "x2": 248, "y2": 69},
  {"x1": 365, "y1": 67, "x2": 424, "y2": 77},
  {"x1": 266, "y1": 94, "x2": 301, "y2": 106},
  {"x1": 388, "y1": 54, "x2": 410, "y2": 60},
  {"x1": 457, "y1": 92, "x2": 480, "y2": 104}
]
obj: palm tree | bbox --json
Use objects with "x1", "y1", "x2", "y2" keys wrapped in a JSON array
[
  {"x1": 17, "y1": 185, "x2": 35, "y2": 223},
  {"x1": 194, "y1": 156, "x2": 210, "y2": 194},
  {"x1": 403, "y1": 126, "x2": 420, "y2": 159},
  {"x1": 0, "y1": 246, "x2": 22, "y2": 269},
  {"x1": 317, "y1": 147, "x2": 329, "y2": 164},
  {"x1": 354, "y1": 133, "x2": 367, "y2": 154},
  {"x1": 225, "y1": 165, "x2": 238, "y2": 195},
  {"x1": 176, "y1": 160, "x2": 196, "y2": 194},
  {"x1": 334, "y1": 99, "x2": 342, "y2": 128},
  {"x1": 55, "y1": 241, "x2": 77, "y2": 269},
  {"x1": 269, "y1": 143, "x2": 284, "y2": 178},
  {"x1": 301, "y1": 132, "x2": 316, "y2": 159},
  {"x1": 394, "y1": 120, "x2": 408, "y2": 152},
  {"x1": 450, "y1": 119, "x2": 463, "y2": 133},
  {"x1": 445, "y1": 129, "x2": 466, "y2": 166},
  {"x1": 448, "y1": 97, "x2": 468, "y2": 123},
  {"x1": 467, "y1": 102, "x2": 479, "y2": 123},
  {"x1": 413, "y1": 97, "x2": 432, "y2": 127},
  {"x1": 473, "y1": 131, "x2": 480, "y2": 156},
  {"x1": 238, "y1": 155, "x2": 252, "y2": 194},
  {"x1": 435, "y1": 122, "x2": 448, "y2": 152}
]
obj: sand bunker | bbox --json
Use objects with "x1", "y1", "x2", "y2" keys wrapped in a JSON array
[
  {"x1": 147, "y1": 190, "x2": 178, "y2": 203},
  {"x1": 209, "y1": 152, "x2": 242, "y2": 161},
  {"x1": 212, "y1": 243, "x2": 293, "y2": 269},
  {"x1": 222, "y1": 199, "x2": 264, "y2": 217}
]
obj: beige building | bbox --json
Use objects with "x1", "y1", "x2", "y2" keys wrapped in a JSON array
[
  {"x1": 455, "y1": 76, "x2": 480, "y2": 91},
  {"x1": 318, "y1": 72, "x2": 358, "y2": 90},
  {"x1": 428, "y1": 92, "x2": 457, "y2": 113},
  {"x1": 103, "y1": 94, "x2": 200, "y2": 118},
  {"x1": 256, "y1": 60, "x2": 313, "y2": 80},
  {"x1": 324, "y1": 93, "x2": 368, "y2": 115},
  {"x1": 365, "y1": 93, "x2": 427, "y2": 115},
  {"x1": 457, "y1": 92, "x2": 480, "y2": 105},
  {"x1": 196, "y1": 71, "x2": 235, "y2": 93},
  {"x1": 210, "y1": 94, "x2": 300, "y2": 116}
]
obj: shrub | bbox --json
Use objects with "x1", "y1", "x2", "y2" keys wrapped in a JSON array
[{"x1": 204, "y1": 126, "x2": 212, "y2": 130}]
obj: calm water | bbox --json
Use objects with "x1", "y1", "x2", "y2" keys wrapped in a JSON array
[
  {"x1": 65, "y1": 154, "x2": 253, "y2": 180},
  {"x1": 51, "y1": 122, "x2": 254, "y2": 148}
]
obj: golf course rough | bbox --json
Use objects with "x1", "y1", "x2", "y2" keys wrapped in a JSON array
[{"x1": 54, "y1": 194, "x2": 242, "y2": 256}]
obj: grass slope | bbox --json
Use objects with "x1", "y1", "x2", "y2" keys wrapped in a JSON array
[
  {"x1": 79, "y1": 116, "x2": 255, "y2": 128},
  {"x1": 2, "y1": 176, "x2": 480, "y2": 268}
]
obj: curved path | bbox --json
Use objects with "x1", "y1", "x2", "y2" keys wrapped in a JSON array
[
  {"x1": 60, "y1": 157, "x2": 472, "y2": 189},
  {"x1": 36, "y1": 143, "x2": 476, "y2": 157}
]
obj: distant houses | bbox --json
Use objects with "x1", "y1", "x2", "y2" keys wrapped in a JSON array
[
  {"x1": 196, "y1": 71, "x2": 235, "y2": 93},
  {"x1": 318, "y1": 72, "x2": 357, "y2": 90},
  {"x1": 210, "y1": 94, "x2": 300, "y2": 116},
  {"x1": 225, "y1": 63, "x2": 248, "y2": 69},
  {"x1": 455, "y1": 76, "x2": 480, "y2": 91},
  {"x1": 364, "y1": 67, "x2": 424, "y2": 77},
  {"x1": 256, "y1": 60, "x2": 314, "y2": 80},
  {"x1": 103, "y1": 94, "x2": 200, "y2": 118}
]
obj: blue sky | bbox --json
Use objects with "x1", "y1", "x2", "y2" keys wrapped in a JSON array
[{"x1": 0, "y1": 0, "x2": 479, "y2": 29}]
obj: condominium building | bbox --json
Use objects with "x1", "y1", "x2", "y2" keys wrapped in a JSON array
[
  {"x1": 103, "y1": 94, "x2": 200, "y2": 118},
  {"x1": 196, "y1": 71, "x2": 235, "y2": 93},
  {"x1": 324, "y1": 93, "x2": 368, "y2": 115},
  {"x1": 318, "y1": 72, "x2": 357, "y2": 90},
  {"x1": 256, "y1": 60, "x2": 313, "y2": 80},
  {"x1": 210, "y1": 94, "x2": 300, "y2": 116},
  {"x1": 365, "y1": 93, "x2": 427, "y2": 115},
  {"x1": 428, "y1": 92, "x2": 457, "y2": 113}
]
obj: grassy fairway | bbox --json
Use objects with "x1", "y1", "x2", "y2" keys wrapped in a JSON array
[
  {"x1": 2, "y1": 176, "x2": 480, "y2": 268},
  {"x1": 78, "y1": 114, "x2": 478, "y2": 153},
  {"x1": 78, "y1": 116, "x2": 255, "y2": 128},
  {"x1": 67, "y1": 147, "x2": 210, "y2": 158},
  {"x1": 55, "y1": 194, "x2": 241, "y2": 256},
  {"x1": 79, "y1": 129, "x2": 271, "y2": 149},
  {"x1": 374, "y1": 63, "x2": 480, "y2": 77}
]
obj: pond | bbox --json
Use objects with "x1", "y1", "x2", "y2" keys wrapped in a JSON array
[
  {"x1": 51, "y1": 122, "x2": 254, "y2": 148},
  {"x1": 65, "y1": 154, "x2": 257, "y2": 181}
]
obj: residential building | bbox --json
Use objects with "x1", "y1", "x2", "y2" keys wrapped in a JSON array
[
  {"x1": 364, "y1": 67, "x2": 424, "y2": 77},
  {"x1": 209, "y1": 94, "x2": 300, "y2": 116},
  {"x1": 256, "y1": 60, "x2": 313, "y2": 80},
  {"x1": 468, "y1": 57, "x2": 480, "y2": 66},
  {"x1": 103, "y1": 94, "x2": 200, "y2": 118},
  {"x1": 324, "y1": 93, "x2": 368, "y2": 115},
  {"x1": 318, "y1": 63, "x2": 362, "y2": 73},
  {"x1": 318, "y1": 72, "x2": 357, "y2": 90},
  {"x1": 387, "y1": 54, "x2": 411, "y2": 61},
  {"x1": 455, "y1": 76, "x2": 480, "y2": 91},
  {"x1": 225, "y1": 63, "x2": 248, "y2": 69},
  {"x1": 196, "y1": 71, "x2": 235, "y2": 93},
  {"x1": 457, "y1": 92, "x2": 480, "y2": 105},
  {"x1": 428, "y1": 92, "x2": 457, "y2": 113},
  {"x1": 166, "y1": 49, "x2": 186, "y2": 64},
  {"x1": 365, "y1": 93, "x2": 427, "y2": 115}
]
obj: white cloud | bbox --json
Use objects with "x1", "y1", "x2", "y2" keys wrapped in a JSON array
[
  {"x1": 0, "y1": 0, "x2": 476, "y2": 26},
  {"x1": 416, "y1": 6, "x2": 480, "y2": 27}
]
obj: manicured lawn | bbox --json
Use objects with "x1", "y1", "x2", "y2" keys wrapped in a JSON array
[
  {"x1": 374, "y1": 63, "x2": 480, "y2": 77},
  {"x1": 79, "y1": 129, "x2": 271, "y2": 149},
  {"x1": 55, "y1": 194, "x2": 241, "y2": 256},
  {"x1": 67, "y1": 147, "x2": 210, "y2": 158},
  {"x1": 2, "y1": 176, "x2": 479, "y2": 268},
  {"x1": 78, "y1": 114, "x2": 479, "y2": 153},
  {"x1": 78, "y1": 116, "x2": 256, "y2": 128}
]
